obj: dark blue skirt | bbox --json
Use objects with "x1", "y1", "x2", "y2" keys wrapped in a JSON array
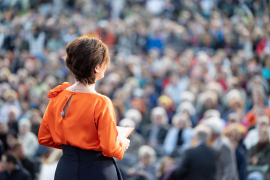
[{"x1": 54, "y1": 145, "x2": 123, "y2": 180}]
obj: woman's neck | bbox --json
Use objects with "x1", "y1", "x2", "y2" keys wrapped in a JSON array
[
  {"x1": 76, "y1": 81, "x2": 95, "y2": 88},
  {"x1": 69, "y1": 81, "x2": 97, "y2": 93}
]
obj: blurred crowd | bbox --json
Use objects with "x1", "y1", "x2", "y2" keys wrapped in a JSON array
[{"x1": 1, "y1": 0, "x2": 270, "y2": 180}]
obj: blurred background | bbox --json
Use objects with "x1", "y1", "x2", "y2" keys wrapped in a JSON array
[{"x1": 0, "y1": 0, "x2": 270, "y2": 180}]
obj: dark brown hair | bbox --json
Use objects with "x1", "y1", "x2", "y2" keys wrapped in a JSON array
[
  {"x1": 3, "y1": 152, "x2": 18, "y2": 165},
  {"x1": 65, "y1": 36, "x2": 110, "y2": 85}
]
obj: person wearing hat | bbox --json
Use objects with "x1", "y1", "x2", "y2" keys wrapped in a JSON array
[{"x1": 158, "y1": 95, "x2": 174, "y2": 123}]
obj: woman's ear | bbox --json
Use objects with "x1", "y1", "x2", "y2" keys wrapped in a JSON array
[{"x1": 95, "y1": 65, "x2": 100, "y2": 74}]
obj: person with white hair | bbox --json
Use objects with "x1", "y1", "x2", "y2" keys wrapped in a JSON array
[
  {"x1": 203, "y1": 109, "x2": 221, "y2": 119},
  {"x1": 203, "y1": 117, "x2": 239, "y2": 180},
  {"x1": 197, "y1": 91, "x2": 224, "y2": 120},
  {"x1": 176, "y1": 101, "x2": 198, "y2": 126},
  {"x1": 179, "y1": 91, "x2": 195, "y2": 104},
  {"x1": 125, "y1": 109, "x2": 143, "y2": 125},
  {"x1": 173, "y1": 124, "x2": 216, "y2": 180},
  {"x1": 127, "y1": 145, "x2": 157, "y2": 180},
  {"x1": 18, "y1": 118, "x2": 39, "y2": 158},
  {"x1": 163, "y1": 113, "x2": 193, "y2": 156},
  {"x1": 143, "y1": 107, "x2": 169, "y2": 147},
  {"x1": 125, "y1": 108, "x2": 143, "y2": 134}
]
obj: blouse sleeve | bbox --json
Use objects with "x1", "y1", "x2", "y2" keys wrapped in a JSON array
[
  {"x1": 38, "y1": 99, "x2": 62, "y2": 149},
  {"x1": 95, "y1": 96, "x2": 125, "y2": 161}
]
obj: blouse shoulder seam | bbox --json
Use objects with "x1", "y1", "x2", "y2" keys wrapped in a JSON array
[{"x1": 99, "y1": 95, "x2": 112, "y2": 106}]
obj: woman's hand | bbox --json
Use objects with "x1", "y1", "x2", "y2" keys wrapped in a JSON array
[{"x1": 119, "y1": 137, "x2": 130, "y2": 151}]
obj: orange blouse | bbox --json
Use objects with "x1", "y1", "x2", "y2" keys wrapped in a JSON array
[{"x1": 38, "y1": 82, "x2": 125, "y2": 161}]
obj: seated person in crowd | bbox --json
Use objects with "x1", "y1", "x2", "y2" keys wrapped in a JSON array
[
  {"x1": 173, "y1": 124, "x2": 216, "y2": 180},
  {"x1": 157, "y1": 95, "x2": 174, "y2": 124},
  {"x1": 0, "y1": 122, "x2": 9, "y2": 151},
  {"x1": 0, "y1": 153, "x2": 31, "y2": 180},
  {"x1": 163, "y1": 113, "x2": 193, "y2": 156},
  {"x1": 12, "y1": 142, "x2": 36, "y2": 180},
  {"x1": 0, "y1": 142, "x2": 3, "y2": 160},
  {"x1": 226, "y1": 112, "x2": 246, "y2": 128},
  {"x1": 7, "y1": 106, "x2": 19, "y2": 135},
  {"x1": 245, "y1": 116, "x2": 270, "y2": 150},
  {"x1": 125, "y1": 109, "x2": 143, "y2": 134},
  {"x1": 158, "y1": 156, "x2": 176, "y2": 180},
  {"x1": 29, "y1": 110, "x2": 42, "y2": 137},
  {"x1": 6, "y1": 131, "x2": 18, "y2": 152},
  {"x1": 223, "y1": 97, "x2": 245, "y2": 122},
  {"x1": 176, "y1": 100, "x2": 198, "y2": 127},
  {"x1": 247, "y1": 125, "x2": 270, "y2": 180},
  {"x1": 143, "y1": 107, "x2": 169, "y2": 150},
  {"x1": 246, "y1": 93, "x2": 270, "y2": 128},
  {"x1": 127, "y1": 145, "x2": 157, "y2": 180},
  {"x1": 18, "y1": 119, "x2": 39, "y2": 159},
  {"x1": 224, "y1": 124, "x2": 247, "y2": 180},
  {"x1": 0, "y1": 90, "x2": 21, "y2": 124}
]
